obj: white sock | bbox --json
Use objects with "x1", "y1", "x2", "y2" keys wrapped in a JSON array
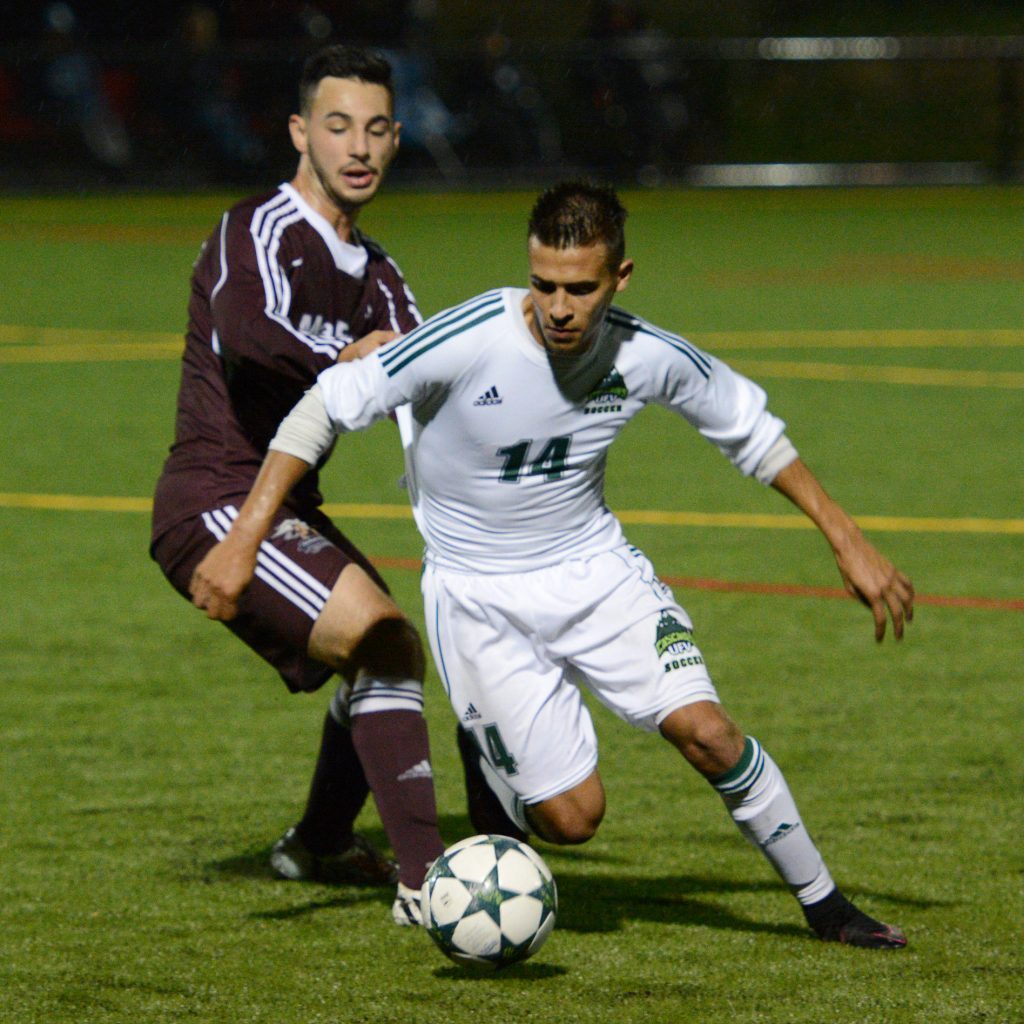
[
  {"x1": 350, "y1": 674, "x2": 425, "y2": 715},
  {"x1": 328, "y1": 681, "x2": 352, "y2": 726},
  {"x1": 711, "y1": 737, "x2": 835, "y2": 906}
]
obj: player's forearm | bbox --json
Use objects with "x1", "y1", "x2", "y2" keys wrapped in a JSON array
[
  {"x1": 769, "y1": 458, "x2": 862, "y2": 554},
  {"x1": 229, "y1": 451, "x2": 312, "y2": 548}
]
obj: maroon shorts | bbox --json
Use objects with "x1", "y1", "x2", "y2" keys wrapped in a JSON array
[{"x1": 151, "y1": 503, "x2": 389, "y2": 693}]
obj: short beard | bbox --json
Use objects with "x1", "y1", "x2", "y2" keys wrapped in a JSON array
[{"x1": 308, "y1": 147, "x2": 372, "y2": 216}]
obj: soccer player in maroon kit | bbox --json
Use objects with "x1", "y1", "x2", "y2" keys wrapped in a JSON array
[{"x1": 151, "y1": 44, "x2": 443, "y2": 924}]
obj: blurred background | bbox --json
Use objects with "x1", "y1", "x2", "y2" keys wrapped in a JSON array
[{"x1": 1, "y1": 0, "x2": 1023, "y2": 192}]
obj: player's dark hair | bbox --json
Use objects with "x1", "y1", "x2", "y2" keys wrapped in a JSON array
[
  {"x1": 528, "y1": 182, "x2": 628, "y2": 268},
  {"x1": 298, "y1": 44, "x2": 394, "y2": 113}
]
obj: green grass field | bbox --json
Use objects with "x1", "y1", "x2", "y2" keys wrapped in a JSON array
[{"x1": 0, "y1": 187, "x2": 1021, "y2": 1023}]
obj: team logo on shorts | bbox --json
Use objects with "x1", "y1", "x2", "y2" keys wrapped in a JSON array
[
  {"x1": 583, "y1": 368, "x2": 628, "y2": 414},
  {"x1": 655, "y1": 611, "x2": 694, "y2": 657},
  {"x1": 272, "y1": 518, "x2": 332, "y2": 554},
  {"x1": 656, "y1": 612, "x2": 704, "y2": 673}
]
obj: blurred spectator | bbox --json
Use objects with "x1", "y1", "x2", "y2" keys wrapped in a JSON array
[
  {"x1": 578, "y1": 0, "x2": 709, "y2": 183},
  {"x1": 386, "y1": 48, "x2": 464, "y2": 178},
  {"x1": 383, "y1": 0, "x2": 464, "y2": 179},
  {"x1": 38, "y1": 2, "x2": 133, "y2": 173},
  {"x1": 447, "y1": 26, "x2": 562, "y2": 171},
  {"x1": 161, "y1": 3, "x2": 267, "y2": 182}
]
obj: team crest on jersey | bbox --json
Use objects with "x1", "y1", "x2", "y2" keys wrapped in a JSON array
[
  {"x1": 655, "y1": 611, "x2": 694, "y2": 657},
  {"x1": 583, "y1": 368, "x2": 628, "y2": 414},
  {"x1": 272, "y1": 518, "x2": 332, "y2": 554}
]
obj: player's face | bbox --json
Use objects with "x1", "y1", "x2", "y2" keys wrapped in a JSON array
[
  {"x1": 290, "y1": 76, "x2": 400, "y2": 213},
  {"x1": 526, "y1": 238, "x2": 633, "y2": 357}
]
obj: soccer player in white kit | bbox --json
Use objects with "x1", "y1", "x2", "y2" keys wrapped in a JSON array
[{"x1": 191, "y1": 183, "x2": 914, "y2": 948}]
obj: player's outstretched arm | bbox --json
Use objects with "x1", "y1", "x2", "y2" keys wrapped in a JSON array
[
  {"x1": 770, "y1": 458, "x2": 915, "y2": 642},
  {"x1": 189, "y1": 451, "x2": 313, "y2": 621}
]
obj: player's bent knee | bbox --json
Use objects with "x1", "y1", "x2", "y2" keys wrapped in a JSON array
[
  {"x1": 309, "y1": 563, "x2": 424, "y2": 675},
  {"x1": 660, "y1": 701, "x2": 745, "y2": 777},
  {"x1": 349, "y1": 615, "x2": 425, "y2": 680},
  {"x1": 530, "y1": 777, "x2": 605, "y2": 845},
  {"x1": 531, "y1": 803, "x2": 603, "y2": 845},
  {"x1": 313, "y1": 610, "x2": 425, "y2": 680}
]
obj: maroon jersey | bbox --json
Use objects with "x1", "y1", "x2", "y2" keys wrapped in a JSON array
[{"x1": 152, "y1": 184, "x2": 421, "y2": 544}]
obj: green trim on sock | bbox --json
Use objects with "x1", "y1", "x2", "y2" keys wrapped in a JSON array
[{"x1": 709, "y1": 736, "x2": 755, "y2": 790}]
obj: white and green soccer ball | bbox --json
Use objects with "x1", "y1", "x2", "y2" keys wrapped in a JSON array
[{"x1": 421, "y1": 834, "x2": 558, "y2": 971}]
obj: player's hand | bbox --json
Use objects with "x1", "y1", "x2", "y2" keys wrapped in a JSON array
[
  {"x1": 769, "y1": 459, "x2": 914, "y2": 643},
  {"x1": 188, "y1": 537, "x2": 258, "y2": 621},
  {"x1": 337, "y1": 329, "x2": 401, "y2": 363},
  {"x1": 832, "y1": 532, "x2": 915, "y2": 642}
]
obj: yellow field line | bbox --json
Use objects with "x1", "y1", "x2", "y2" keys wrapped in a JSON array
[
  {"x1": 0, "y1": 493, "x2": 154, "y2": 513},
  {"x1": 0, "y1": 325, "x2": 182, "y2": 346},
  {"x1": 2, "y1": 492, "x2": 1021, "y2": 535},
  {"x1": 323, "y1": 502, "x2": 417, "y2": 520},
  {"x1": 2, "y1": 327, "x2": 1022, "y2": 389},
  {"x1": 617, "y1": 508, "x2": 1024, "y2": 534},
  {"x1": 730, "y1": 359, "x2": 1024, "y2": 389},
  {"x1": 693, "y1": 329, "x2": 1024, "y2": 349},
  {"x1": 4, "y1": 325, "x2": 1023, "y2": 349},
  {"x1": 0, "y1": 342, "x2": 185, "y2": 363}
]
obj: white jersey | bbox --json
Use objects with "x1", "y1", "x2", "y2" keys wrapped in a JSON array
[{"x1": 310, "y1": 287, "x2": 786, "y2": 574}]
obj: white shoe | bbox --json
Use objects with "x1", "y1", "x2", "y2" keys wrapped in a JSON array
[{"x1": 392, "y1": 882, "x2": 423, "y2": 927}]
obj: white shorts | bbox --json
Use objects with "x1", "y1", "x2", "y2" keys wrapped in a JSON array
[{"x1": 422, "y1": 544, "x2": 719, "y2": 804}]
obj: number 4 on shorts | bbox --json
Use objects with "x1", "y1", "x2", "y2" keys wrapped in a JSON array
[{"x1": 483, "y1": 723, "x2": 518, "y2": 776}]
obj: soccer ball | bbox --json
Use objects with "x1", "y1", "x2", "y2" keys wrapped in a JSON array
[{"x1": 421, "y1": 834, "x2": 557, "y2": 971}]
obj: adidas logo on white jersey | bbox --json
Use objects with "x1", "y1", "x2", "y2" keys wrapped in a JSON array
[
  {"x1": 397, "y1": 759, "x2": 434, "y2": 782},
  {"x1": 473, "y1": 386, "x2": 502, "y2": 406},
  {"x1": 462, "y1": 703, "x2": 482, "y2": 722}
]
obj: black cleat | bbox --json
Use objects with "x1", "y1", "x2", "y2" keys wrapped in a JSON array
[
  {"x1": 803, "y1": 888, "x2": 907, "y2": 949},
  {"x1": 455, "y1": 725, "x2": 528, "y2": 843},
  {"x1": 834, "y1": 915, "x2": 907, "y2": 949},
  {"x1": 270, "y1": 826, "x2": 398, "y2": 886}
]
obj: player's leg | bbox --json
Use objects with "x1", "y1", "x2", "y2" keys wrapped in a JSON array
[
  {"x1": 152, "y1": 514, "x2": 391, "y2": 884},
  {"x1": 455, "y1": 726, "x2": 606, "y2": 844},
  {"x1": 455, "y1": 725, "x2": 529, "y2": 841},
  {"x1": 154, "y1": 508, "x2": 444, "y2": 916},
  {"x1": 659, "y1": 702, "x2": 905, "y2": 948},
  {"x1": 659, "y1": 702, "x2": 836, "y2": 901},
  {"x1": 270, "y1": 677, "x2": 395, "y2": 886},
  {"x1": 424, "y1": 563, "x2": 605, "y2": 846},
  {"x1": 307, "y1": 560, "x2": 445, "y2": 909},
  {"x1": 524, "y1": 771, "x2": 606, "y2": 844},
  {"x1": 565, "y1": 545, "x2": 906, "y2": 949}
]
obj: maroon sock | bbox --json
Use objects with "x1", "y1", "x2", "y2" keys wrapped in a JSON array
[
  {"x1": 351, "y1": 709, "x2": 445, "y2": 888},
  {"x1": 295, "y1": 710, "x2": 370, "y2": 856}
]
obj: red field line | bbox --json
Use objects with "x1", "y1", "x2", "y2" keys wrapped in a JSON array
[
  {"x1": 369, "y1": 556, "x2": 1023, "y2": 612},
  {"x1": 657, "y1": 574, "x2": 1024, "y2": 611}
]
